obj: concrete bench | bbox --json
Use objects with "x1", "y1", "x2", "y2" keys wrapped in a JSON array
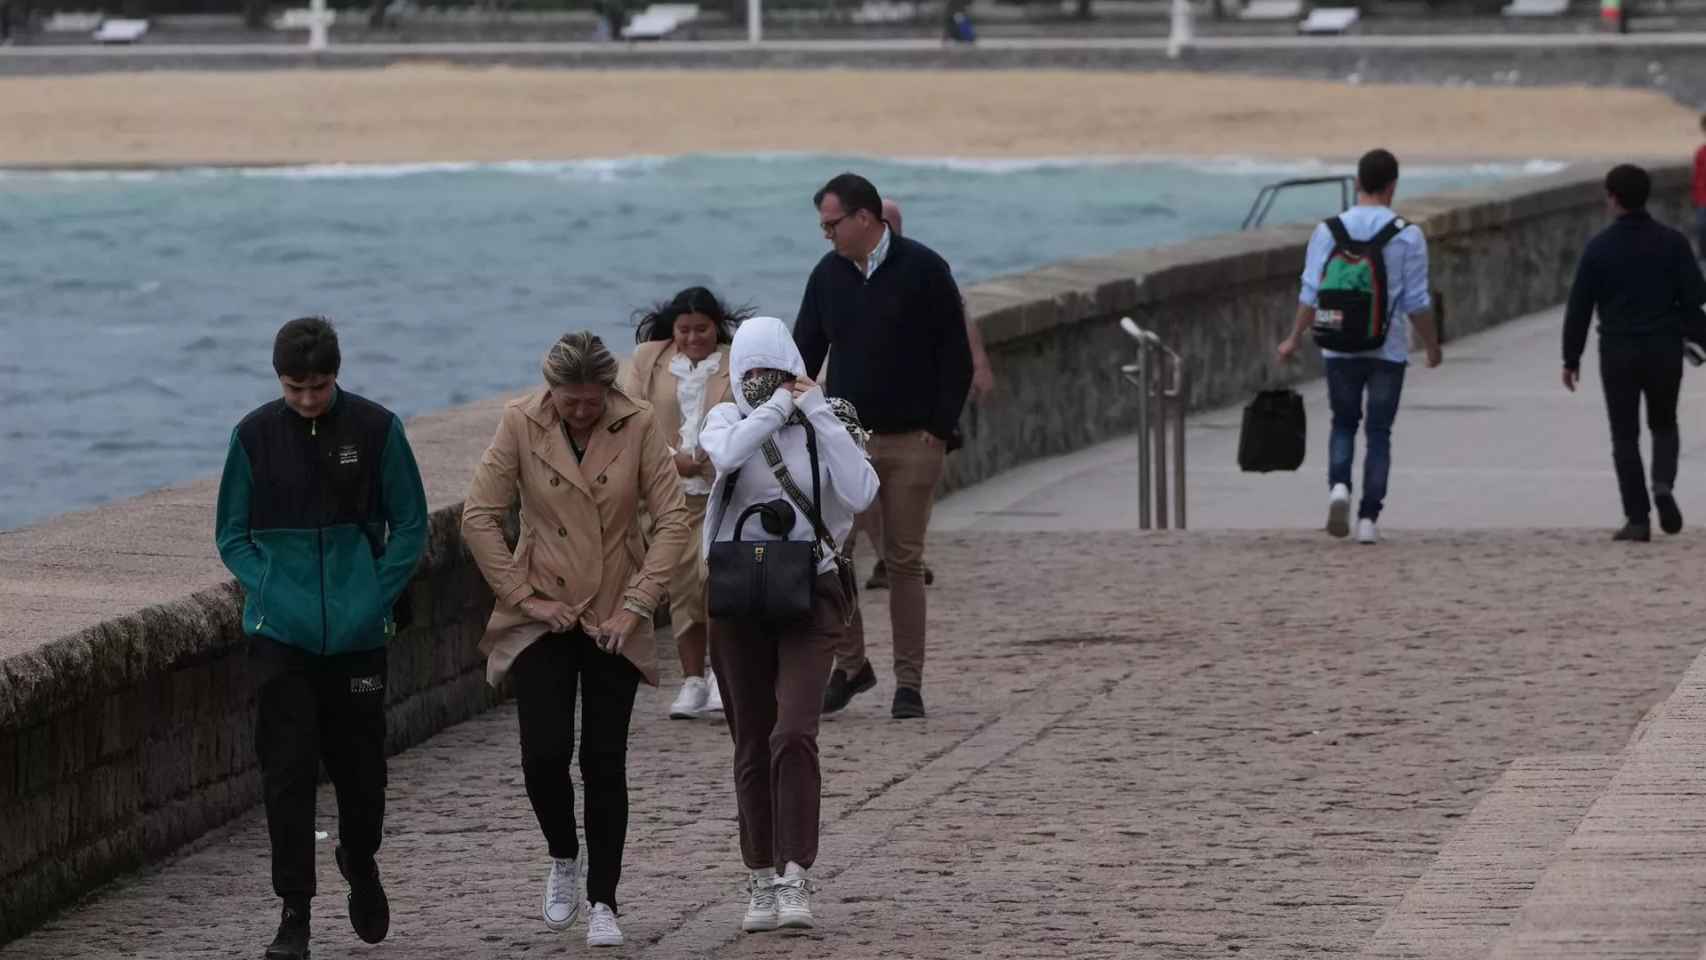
[
  {"x1": 91, "y1": 18, "x2": 149, "y2": 43},
  {"x1": 620, "y1": 2, "x2": 699, "y2": 39},
  {"x1": 1238, "y1": 0, "x2": 1303, "y2": 19},
  {"x1": 1502, "y1": 0, "x2": 1569, "y2": 16},
  {"x1": 1298, "y1": 5, "x2": 1359, "y2": 33}
]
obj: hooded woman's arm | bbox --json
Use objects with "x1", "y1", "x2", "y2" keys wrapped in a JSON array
[
  {"x1": 798, "y1": 388, "x2": 879, "y2": 514},
  {"x1": 698, "y1": 391, "x2": 798, "y2": 474}
]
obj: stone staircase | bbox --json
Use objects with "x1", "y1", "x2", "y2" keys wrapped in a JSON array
[{"x1": 1360, "y1": 648, "x2": 1706, "y2": 959}]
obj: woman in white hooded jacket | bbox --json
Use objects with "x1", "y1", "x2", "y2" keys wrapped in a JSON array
[{"x1": 699, "y1": 316, "x2": 879, "y2": 933}]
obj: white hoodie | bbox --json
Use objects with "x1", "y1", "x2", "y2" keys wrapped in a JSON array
[{"x1": 699, "y1": 316, "x2": 880, "y2": 571}]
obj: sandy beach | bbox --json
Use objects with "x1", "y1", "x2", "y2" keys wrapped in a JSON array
[{"x1": 2, "y1": 66, "x2": 1699, "y2": 166}]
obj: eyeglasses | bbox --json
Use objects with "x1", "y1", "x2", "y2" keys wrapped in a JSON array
[{"x1": 819, "y1": 213, "x2": 854, "y2": 237}]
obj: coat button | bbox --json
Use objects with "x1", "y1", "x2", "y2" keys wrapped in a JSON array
[
  {"x1": 555, "y1": 576, "x2": 565, "y2": 586},
  {"x1": 557, "y1": 527, "x2": 567, "y2": 537},
  {"x1": 550, "y1": 477, "x2": 560, "y2": 487},
  {"x1": 598, "y1": 475, "x2": 607, "y2": 484}
]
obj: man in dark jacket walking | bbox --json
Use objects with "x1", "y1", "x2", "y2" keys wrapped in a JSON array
[
  {"x1": 215, "y1": 316, "x2": 428, "y2": 959},
  {"x1": 794, "y1": 172, "x2": 972, "y2": 720},
  {"x1": 1563, "y1": 163, "x2": 1706, "y2": 541}
]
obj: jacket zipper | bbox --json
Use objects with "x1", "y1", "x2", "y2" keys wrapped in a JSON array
[{"x1": 254, "y1": 552, "x2": 273, "y2": 633}]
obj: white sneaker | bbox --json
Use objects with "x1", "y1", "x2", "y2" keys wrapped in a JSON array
[
  {"x1": 1327, "y1": 484, "x2": 1351, "y2": 538},
  {"x1": 542, "y1": 856, "x2": 580, "y2": 931},
  {"x1": 704, "y1": 669, "x2": 724, "y2": 715},
  {"x1": 586, "y1": 902, "x2": 624, "y2": 947},
  {"x1": 742, "y1": 868, "x2": 779, "y2": 933},
  {"x1": 774, "y1": 862, "x2": 813, "y2": 929},
  {"x1": 669, "y1": 676, "x2": 708, "y2": 719},
  {"x1": 1357, "y1": 518, "x2": 1379, "y2": 544}
]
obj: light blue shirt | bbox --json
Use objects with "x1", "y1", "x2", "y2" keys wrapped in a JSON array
[{"x1": 1299, "y1": 204, "x2": 1431, "y2": 365}]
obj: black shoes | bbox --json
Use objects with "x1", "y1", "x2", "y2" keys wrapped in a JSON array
[
  {"x1": 336, "y1": 847, "x2": 390, "y2": 945},
  {"x1": 1614, "y1": 522, "x2": 1652, "y2": 542},
  {"x1": 265, "y1": 902, "x2": 310, "y2": 960},
  {"x1": 822, "y1": 662, "x2": 878, "y2": 715},
  {"x1": 864, "y1": 561, "x2": 935, "y2": 591},
  {"x1": 891, "y1": 687, "x2": 927, "y2": 720},
  {"x1": 1656, "y1": 491, "x2": 1685, "y2": 535}
]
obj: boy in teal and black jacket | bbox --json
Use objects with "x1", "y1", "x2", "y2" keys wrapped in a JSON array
[{"x1": 215, "y1": 316, "x2": 427, "y2": 960}]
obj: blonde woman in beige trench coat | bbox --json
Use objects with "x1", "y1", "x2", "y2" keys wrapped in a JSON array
[{"x1": 461, "y1": 331, "x2": 688, "y2": 950}]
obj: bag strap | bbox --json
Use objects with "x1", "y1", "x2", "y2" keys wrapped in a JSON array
[
  {"x1": 1368, "y1": 216, "x2": 1407, "y2": 251},
  {"x1": 1324, "y1": 216, "x2": 1351, "y2": 248},
  {"x1": 708, "y1": 467, "x2": 741, "y2": 547},
  {"x1": 760, "y1": 422, "x2": 838, "y2": 560}
]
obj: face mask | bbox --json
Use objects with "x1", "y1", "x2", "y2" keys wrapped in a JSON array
[{"x1": 741, "y1": 369, "x2": 792, "y2": 408}]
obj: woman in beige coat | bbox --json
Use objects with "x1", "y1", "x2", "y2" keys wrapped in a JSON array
[
  {"x1": 618, "y1": 286, "x2": 748, "y2": 720},
  {"x1": 462, "y1": 331, "x2": 688, "y2": 950}
]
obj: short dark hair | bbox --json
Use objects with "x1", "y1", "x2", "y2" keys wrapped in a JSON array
[
  {"x1": 813, "y1": 172, "x2": 882, "y2": 219},
  {"x1": 1699, "y1": 113, "x2": 1706, "y2": 132},
  {"x1": 1606, "y1": 163, "x2": 1651, "y2": 211},
  {"x1": 1357, "y1": 149, "x2": 1400, "y2": 196},
  {"x1": 633, "y1": 286, "x2": 754, "y2": 345},
  {"x1": 272, "y1": 316, "x2": 341, "y2": 380}
]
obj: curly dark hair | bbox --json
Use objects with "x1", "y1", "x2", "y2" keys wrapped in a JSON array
[{"x1": 633, "y1": 286, "x2": 754, "y2": 345}]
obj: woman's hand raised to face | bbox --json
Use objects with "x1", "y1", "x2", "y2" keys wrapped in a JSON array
[{"x1": 788, "y1": 375, "x2": 817, "y2": 399}]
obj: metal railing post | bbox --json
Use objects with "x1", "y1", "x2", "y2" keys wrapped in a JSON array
[{"x1": 1121, "y1": 317, "x2": 1188, "y2": 532}]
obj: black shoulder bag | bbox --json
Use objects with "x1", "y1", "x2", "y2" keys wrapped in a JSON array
[{"x1": 705, "y1": 423, "x2": 825, "y2": 624}]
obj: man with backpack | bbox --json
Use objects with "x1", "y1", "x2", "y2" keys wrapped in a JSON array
[
  {"x1": 1562, "y1": 163, "x2": 1706, "y2": 541},
  {"x1": 1277, "y1": 148, "x2": 1443, "y2": 544}
]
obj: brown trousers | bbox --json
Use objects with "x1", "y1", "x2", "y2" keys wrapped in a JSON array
[
  {"x1": 837, "y1": 430, "x2": 945, "y2": 690},
  {"x1": 709, "y1": 573, "x2": 845, "y2": 870}
]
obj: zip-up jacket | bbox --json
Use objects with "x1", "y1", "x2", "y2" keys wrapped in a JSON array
[{"x1": 215, "y1": 388, "x2": 429, "y2": 656}]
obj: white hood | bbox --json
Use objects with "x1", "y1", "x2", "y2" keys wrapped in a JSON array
[{"x1": 729, "y1": 316, "x2": 807, "y2": 415}]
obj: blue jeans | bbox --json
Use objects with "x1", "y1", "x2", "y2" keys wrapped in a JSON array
[{"x1": 1325, "y1": 357, "x2": 1407, "y2": 522}]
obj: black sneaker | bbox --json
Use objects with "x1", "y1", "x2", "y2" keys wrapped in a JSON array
[
  {"x1": 822, "y1": 662, "x2": 878, "y2": 715},
  {"x1": 892, "y1": 687, "x2": 926, "y2": 719},
  {"x1": 265, "y1": 903, "x2": 310, "y2": 960},
  {"x1": 865, "y1": 561, "x2": 889, "y2": 591},
  {"x1": 336, "y1": 846, "x2": 390, "y2": 944},
  {"x1": 1614, "y1": 522, "x2": 1652, "y2": 542},
  {"x1": 1656, "y1": 492, "x2": 1684, "y2": 535}
]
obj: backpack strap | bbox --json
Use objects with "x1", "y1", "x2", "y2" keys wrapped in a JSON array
[
  {"x1": 1324, "y1": 216, "x2": 1352, "y2": 247},
  {"x1": 1368, "y1": 216, "x2": 1408, "y2": 251}
]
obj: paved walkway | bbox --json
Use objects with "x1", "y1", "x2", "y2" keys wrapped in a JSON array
[
  {"x1": 8, "y1": 306, "x2": 1706, "y2": 959},
  {"x1": 937, "y1": 305, "x2": 1706, "y2": 533}
]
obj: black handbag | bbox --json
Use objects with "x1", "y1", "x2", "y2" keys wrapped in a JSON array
[
  {"x1": 705, "y1": 423, "x2": 826, "y2": 624},
  {"x1": 1237, "y1": 389, "x2": 1307, "y2": 473}
]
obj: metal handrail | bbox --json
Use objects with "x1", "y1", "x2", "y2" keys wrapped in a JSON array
[
  {"x1": 1241, "y1": 175, "x2": 1355, "y2": 230},
  {"x1": 1119, "y1": 317, "x2": 1187, "y2": 530}
]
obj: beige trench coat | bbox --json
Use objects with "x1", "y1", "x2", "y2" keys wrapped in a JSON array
[
  {"x1": 461, "y1": 386, "x2": 689, "y2": 687},
  {"x1": 618, "y1": 339, "x2": 733, "y2": 449}
]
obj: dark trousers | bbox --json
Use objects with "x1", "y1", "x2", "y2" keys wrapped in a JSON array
[
  {"x1": 1325, "y1": 357, "x2": 1408, "y2": 522},
  {"x1": 251, "y1": 637, "x2": 389, "y2": 903},
  {"x1": 511, "y1": 628, "x2": 641, "y2": 911},
  {"x1": 1600, "y1": 334, "x2": 1684, "y2": 523},
  {"x1": 710, "y1": 574, "x2": 843, "y2": 872}
]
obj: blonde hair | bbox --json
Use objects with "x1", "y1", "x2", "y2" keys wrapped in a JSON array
[{"x1": 542, "y1": 331, "x2": 618, "y2": 388}]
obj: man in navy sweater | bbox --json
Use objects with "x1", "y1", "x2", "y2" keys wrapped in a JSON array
[
  {"x1": 1564, "y1": 163, "x2": 1706, "y2": 541},
  {"x1": 794, "y1": 172, "x2": 973, "y2": 720}
]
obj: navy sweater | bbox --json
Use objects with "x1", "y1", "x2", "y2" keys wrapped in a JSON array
[
  {"x1": 1563, "y1": 210, "x2": 1706, "y2": 370},
  {"x1": 793, "y1": 234, "x2": 973, "y2": 442}
]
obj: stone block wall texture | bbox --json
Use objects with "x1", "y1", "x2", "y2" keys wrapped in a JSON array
[
  {"x1": 0, "y1": 509, "x2": 502, "y2": 943},
  {"x1": 0, "y1": 160, "x2": 1688, "y2": 944}
]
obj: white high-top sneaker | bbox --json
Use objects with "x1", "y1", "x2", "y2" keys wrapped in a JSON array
[
  {"x1": 742, "y1": 868, "x2": 779, "y2": 933},
  {"x1": 774, "y1": 862, "x2": 813, "y2": 929},
  {"x1": 704, "y1": 668, "x2": 724, "y2": 715},
  {"x1": 1357, "y1": 518, "x2": 1379, "y2": 545},
  {"x1": 669, "y1": 676, "x2": 709, "y2": 719},
  {"x1": 542, "y1": 856, "x2": 580, "y2": 931},
  {"x1": 586, "y1": 902, "x2": 624, "y2": 947}
]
